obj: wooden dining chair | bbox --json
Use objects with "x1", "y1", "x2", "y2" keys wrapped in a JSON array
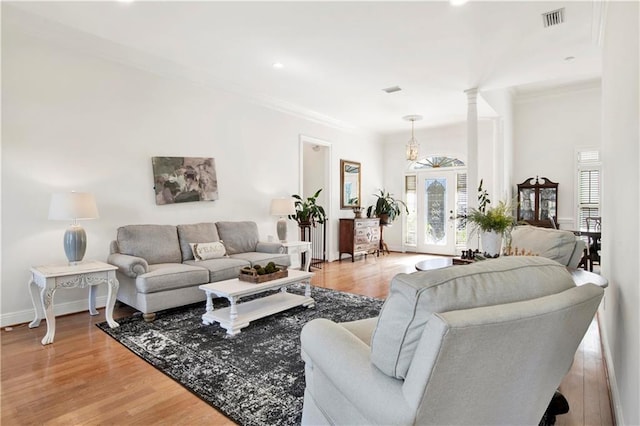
[
  {"x1": 585, "y1": 217, "x2": 601, "y2": 270},
  {"x1": 586, "y1": 217, "x2": 602, "y2": 231}
]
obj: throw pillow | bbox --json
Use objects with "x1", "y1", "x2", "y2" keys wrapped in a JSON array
[{"x1": 190, "y1": 241, "x2": 226, "y2": 261}]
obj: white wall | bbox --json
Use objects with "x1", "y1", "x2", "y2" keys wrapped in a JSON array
[
  {"x1": 0, "y1": 17, "x2": 383, "y2": 326},
  {"x1": 600, "y1": 2, "x2": 639, "y2": 424},
  {"x1": 380, "y1": 120, "x2": 495, "y2": 251},
  {"x1": 514, "y1": 82, "x2": 601, "y2": 229}
]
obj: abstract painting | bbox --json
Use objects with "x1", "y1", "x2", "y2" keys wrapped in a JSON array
[{"x1": 152, "y1": 157, "x2": 218, "y2": 205}]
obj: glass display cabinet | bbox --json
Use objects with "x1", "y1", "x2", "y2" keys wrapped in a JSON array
[{"x1": 517, "y1": 176, "x2": 558, "y2": 228}]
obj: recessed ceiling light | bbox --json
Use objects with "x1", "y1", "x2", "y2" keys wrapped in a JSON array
[
  {"x1": 272, "y1": 62, "x2": 284, "y2": 69},
  {"x1": 564, "y1": 56, "x2": 576, "y2": 61},
  {"x1": 450, "y1": 0, "x2": 469, "y2": 6}
]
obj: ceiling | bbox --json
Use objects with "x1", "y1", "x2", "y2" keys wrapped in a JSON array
[{"x1": 5, "y1": 1, "x2": 603, "y2": 134}]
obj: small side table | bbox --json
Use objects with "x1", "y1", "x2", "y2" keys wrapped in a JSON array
[
  {"x1": 282, "y1": 241, "x2": 312, "y2": 271},
  {"x1": 28, "y1": 260, "x2": 120, "y2": 345}
]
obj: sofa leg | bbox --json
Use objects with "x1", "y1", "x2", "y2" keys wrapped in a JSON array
[{"x1": 142, "y1": 312, "x2": 156, "y2": 322}]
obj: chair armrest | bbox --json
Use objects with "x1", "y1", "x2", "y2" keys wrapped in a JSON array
[
  {"x1": 301, "y1": 319, "x2": 413, "y2": 425},
  {"x1": 568, "y1": 239, "x2": 587, "y2": 268},
  {"x1": 256, "y1": 242, "x2": 285, "y2": 254},
  {"x1": 107, "y1": 253, "x2": 149, "y2": 278}
]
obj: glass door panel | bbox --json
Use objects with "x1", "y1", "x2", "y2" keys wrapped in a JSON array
[
  {"x1": 417, "y1": 170, "x2": 458, "y2": 255},
  {"x1": 424, "y1": 178, "x2": 447, "y2": 245}
]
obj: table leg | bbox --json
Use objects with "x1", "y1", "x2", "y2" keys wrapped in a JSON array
[
  {"x1": 105, "y1": 274, "x2": 120, "y2": 328},
  {"x1": 40, "y1": 280, "x2": 56, "y2": 345},
  {"x1": 202, "y1": 291, "x2": 214, "y2": 325},
  {"x1": 88, "y1": 285, "x2": 99, "y2": 316},
  {"x1": 28, "y1": 277, "x2": 44, "y2": 329},
  {"x1": 302, "y1": 245, "x2": 312, "y2": 272},
  {"x1": 229, "y1": 296, "x2": 238, "y2": 322},
  {"x1": 304, "y1": 279, "x2": 315, "y2": 308}
]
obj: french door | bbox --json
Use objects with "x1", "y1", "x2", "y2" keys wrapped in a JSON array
[{"x1": 414, "y1": 170, "x2": 466, "y2": 255}]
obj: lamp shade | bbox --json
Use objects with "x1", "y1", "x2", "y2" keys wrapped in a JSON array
[
  {"x1": 49, "y1": 192, "x2": 99, "y2": 221},
  {"x1": 270, "y1": 198, "x2": 296, "y2": 216}
]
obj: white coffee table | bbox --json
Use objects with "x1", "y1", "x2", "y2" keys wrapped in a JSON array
[{"x1": 199, "y1": 269, "x2": 314, "y2": 335}]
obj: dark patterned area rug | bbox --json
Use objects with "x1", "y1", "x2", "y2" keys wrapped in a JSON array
[{"x1": 97, "y1": 285, "x2": 383, "y2": 426}]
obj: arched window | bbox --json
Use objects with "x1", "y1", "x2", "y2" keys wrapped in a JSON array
[{"x1": 409, "y1": 156, "x2": 465, "y2": 170}]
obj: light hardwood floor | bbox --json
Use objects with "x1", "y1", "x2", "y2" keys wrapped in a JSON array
[{"x1": 1, "y1": 252, "x2": 614, "y2": 425}]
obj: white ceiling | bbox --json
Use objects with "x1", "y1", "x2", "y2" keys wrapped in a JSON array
[{"x1": 5, "y1": 1, "x2": 603, "y2": 134}]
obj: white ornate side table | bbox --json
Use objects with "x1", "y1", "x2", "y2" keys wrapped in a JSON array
[
  {"x1": 28, "y1": 260, "x2": 120, "y2": 345},
  {"x1": 282, "y1": 241, "x2": 312, "y2": 271}
]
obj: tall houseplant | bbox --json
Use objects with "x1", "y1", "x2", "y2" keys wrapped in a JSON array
[
  {"x1": 288, "y1": 188, "x2": 327, "y2": 227},
  {"x1": 366, "y1": 189, "x2": 408, "y2": 225},
  {"x1": 467, "y1": 180, "x2": 514, "y2": 257}
]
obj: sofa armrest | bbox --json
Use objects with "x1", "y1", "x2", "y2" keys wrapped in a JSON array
[
  {"x1": 256, "y1": 242, "x2": 285, "y2": 254},
  {"x1": 568, "y1": 239, "x2": 587, "y2": 268},
  {"x1": 107, "y1": 253, "x2": 149, "y2": 278},
  {"x1": 301, "y1": 318, "x2": 413, "y2": 424}
]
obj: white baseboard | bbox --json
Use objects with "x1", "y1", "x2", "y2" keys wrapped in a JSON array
[
  {"x1": 598, "y1": 307, "x2": 625, "y2": 425},
  {"x1": 1, "y1": 296, "x2": 109, "y2": 328}
]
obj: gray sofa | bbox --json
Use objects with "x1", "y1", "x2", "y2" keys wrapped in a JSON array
[
  {"x1": 508, "y1": 225, "x2": 586, "y2": 268},
  {"x1": 300, "y1": 256, "x2": 604, "y2": 425},
  {"x1": 107, "y1": 221, "x2": 290, "y2": 321}
]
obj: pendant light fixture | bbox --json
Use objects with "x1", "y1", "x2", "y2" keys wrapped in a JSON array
[{"x1": 403, "y1": 115, "x2": 423, "y2": 161}]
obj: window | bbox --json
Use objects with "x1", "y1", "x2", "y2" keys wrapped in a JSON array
[
  {"x1": 455, "y1": 173, "x2": 468, "y2": 247},
  {"x1": 577, "y1": 150, "x2": 601, "y2": 229},
  {"x1": 405, "y1": 175, "x2": 417, "y2": 245}
]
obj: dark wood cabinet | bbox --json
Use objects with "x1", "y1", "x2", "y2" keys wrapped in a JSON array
[
  {"x1": 517, "y1": 176, "x2": 558, "y2": 228},
  {"x1": 339, "y1": 218, "x2": 380, "y2": 261}
]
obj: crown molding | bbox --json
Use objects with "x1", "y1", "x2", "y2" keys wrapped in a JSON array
[
  {"x1": 4, "y1": 5, "x2": 361, "y2": 134},
  {"x1": 514, "y1": 78, "x2": 601, "y2": 104}
]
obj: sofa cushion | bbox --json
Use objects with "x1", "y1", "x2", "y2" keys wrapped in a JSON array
[
  {"x1": 177, "y1": 222, "x2": 220, "y2": 262},
  {"x1": 229, "y1": 252, "x2": 291, "y2": 267},
  {"x1": 509, "y1": 225, "x2": 578, "y2": 266},
  {"x1": 216, "y1": 221, "x2": 259, "y2": 255},
  {"x1": 370, "y1": 256, "x2": 575, "y2": 379},
  {"x1": 135, "y1": 263, "x2": 210, "y2": 294},
  {"x1": 117, "y1": 225, "x2": 181, "y2": 264},
  {"x1": 184, "y1": 257, "x2": 250, "y2": 282},
  {"x1": 190, "y1": 241, "x2": 226, "y2": 261}
]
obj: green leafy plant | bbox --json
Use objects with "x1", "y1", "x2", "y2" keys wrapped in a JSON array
[
  {"x1": 467, "y1": 180, "x2": 514, "y2": 234},
  {"x1": 366, "y1": 189, "x2": 408, "y2": 224},
  {"x1": 288, "y1": 188, "x2": 327, "y2": 227}
]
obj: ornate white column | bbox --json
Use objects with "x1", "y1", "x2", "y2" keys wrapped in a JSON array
[{"x1": 465, "y1": 88, "x2": 479, "y2": 249}]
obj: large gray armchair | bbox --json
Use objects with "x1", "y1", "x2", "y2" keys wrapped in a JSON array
[{"x1": 300, "y1": 257, "x2": 603, "y2": 425}]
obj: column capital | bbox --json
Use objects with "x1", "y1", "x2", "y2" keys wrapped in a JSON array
[{"x1": 465, "y1": 88, "x2": 479, "y2": 103}]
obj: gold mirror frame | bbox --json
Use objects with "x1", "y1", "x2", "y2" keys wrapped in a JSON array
[{"x1": 340, "y1": 159, "x2": 361, "y2": 209}]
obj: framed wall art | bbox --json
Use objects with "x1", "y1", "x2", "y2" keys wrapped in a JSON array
[{"x1": 152, "y1": 156, "x2": 219, "y2": 205}]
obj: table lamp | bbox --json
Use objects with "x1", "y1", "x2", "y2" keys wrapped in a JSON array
[
  {"x1": 48, "y1": 192, "x2": 99, "y2": 264},
  {"x1": 270, "y1": 198, "x2": 296, "y2": 242}
]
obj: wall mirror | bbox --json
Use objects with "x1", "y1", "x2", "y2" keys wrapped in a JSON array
[{"x1": 340, "y1": 159, "x2": 361, "y2": 209}]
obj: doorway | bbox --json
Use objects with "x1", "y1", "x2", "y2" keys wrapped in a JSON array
[
  {"x1": 300, "y1": 135, "x2": 332, "y2": 266},
  {"x1": 405, "y1": 157, "x2": 467, "y2": 256}
]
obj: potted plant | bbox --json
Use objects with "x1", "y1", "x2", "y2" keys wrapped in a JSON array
[
  {"x1": 366, "y1": 189, "x2": 408, "y2": 225},
  {"x1": 467, "y1": 180, "x2": 514, "y2": 257},
  {"x1": 288, "y1": 188, "x2": 327, "y2": 227}
]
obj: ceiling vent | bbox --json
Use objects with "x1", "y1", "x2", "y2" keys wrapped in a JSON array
[
  {"x1": 542, "y1": 8, "x2": 565, "y2": 27},
  {"x1": 382, "y1": 86, "x2": 402, "y2": 93}
]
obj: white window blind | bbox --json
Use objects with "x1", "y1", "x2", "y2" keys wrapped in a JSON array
[
  {"x1": 405, "y1": 175, "x2": 417, "y2": 245},
  {"x1": 577, "y1": 150, "x2": 601, "y2": 229}
]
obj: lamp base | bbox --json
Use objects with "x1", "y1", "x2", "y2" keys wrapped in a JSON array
[
  {"x1": 64, "y1": 225, "x2": 87, "y2": 264},
  {"x1": 276, "y1": 218, "x2": 287, "y2": 242}
]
